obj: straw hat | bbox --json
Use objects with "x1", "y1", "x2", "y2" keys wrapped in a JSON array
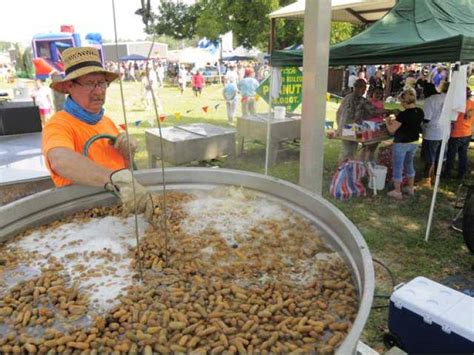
[{"x1": 50, "y1": 47, "x2": 119, "y2": 93}]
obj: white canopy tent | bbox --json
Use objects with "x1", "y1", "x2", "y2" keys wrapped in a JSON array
[
  {"x1": 269, "y1": 0, "x2": 396, "y2": 24},
  {"x1": 222, "y1": 46, "x2": 261, "y2": 61}
]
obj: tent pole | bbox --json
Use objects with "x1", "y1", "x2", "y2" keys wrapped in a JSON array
[
  {"x1": 299, "y1": 0, "x2": 331, "y2": 193},
  {"x1": 269, "y1": 18, "x2": 276, "y2": 54},
  {"x1": 425, "y1": 64, "x2": 466, "y2": 241},
  {"x1": 424, "y1": 135, "x2": 448, "y2": 241},
  {"x1": 264, "y1": 69, "x2": 274, "y2": 175},
  {"x1": 385, "y1": 65, "x2": 393, "y2": 99}
]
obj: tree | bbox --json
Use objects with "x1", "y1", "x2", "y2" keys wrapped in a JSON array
[
  {"x1": 137, "y1": 0, "x2": 364, "y2": 50},
  {"x1": 330, "y1": 22, "x2": 364, "y2": 45},
  {"x1": 275, "y1": 19, "x2": 304, "y2": 49},
  {"x1": 140, "y1": 0, "x2": 281, "y2": 50},
  {"x1": 148, "y1": 0, "x2": 199, "y2": 40},
  {"x1": 213, "y1": 0, "x2": 279, "y2": 49}
]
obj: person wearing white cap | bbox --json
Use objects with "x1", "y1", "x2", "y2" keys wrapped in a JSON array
[{"x1": 42, "y1": 47, "x2": 151, "y2": 215}]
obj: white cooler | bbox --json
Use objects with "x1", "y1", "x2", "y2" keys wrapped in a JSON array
[{"x1": 388, "y1": 276, "x2": 474, "y2": 353}]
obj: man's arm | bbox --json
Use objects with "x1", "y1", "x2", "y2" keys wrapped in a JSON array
[{"x1": 48, "y1": 147, "x2": 113, "y2": 187}]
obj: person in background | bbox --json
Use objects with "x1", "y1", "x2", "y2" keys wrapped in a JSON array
[
  {"x1": 237, "y1": 63, "x2": 245, "y2": 81},
  {"x1": 366, "y1": 65, "x2": 377, "y2": 81},
  {"x1": 385, "y1": 90, "x2": 424, "y2": 199},
  {"x1": 445, "y1": 87, "x2": 474, "y2": 180},
  {"x1": 347, "y1": 70, "x2": 357, "y2": 92},
  {"x1": 361, "y1": 87, "x2": 385, "y2": 162},
  {"x1": 42, "y1": 47, "x2": 151, "y2": 215},
  {"x1": 403, "y1": 72, "x2": 417, "y2": 96},
  {"x1": 432, "y1": 66, "x2": 446, "y2": 90},
  {"x1": 420, "y1": 82, "x2": 447, "y2": 187},
  {"x1": 357, "y1": 70, "x2": 367, "y2": 84},
  {"x1": 415, "y1": 68, "x2": 429, "y2": 99},
  {"x1": 336, "y1": 79, "x2": 378, "y2": 162},
  {"x1": 141, "y1": 70, "x2": 153, "y2": 110},
  {"x1": 258, "y1": 64, "x2": 270, "y2": 82},
  {"x1": 156, "y1": 62, "x2": 165, "y2": 87},
  {"x1": 191, "y1": 70, "x2": 205, "y2": 97},
  {"x1": 178, "y1": 65, "x2": 187, "y2": 94},
  {"x1": 368, "y1": 70, "x2": 384, "y2": 98},
  {"x1": 237, "y1": 68, "x2": 260, "y2": 117},
  {"x1": 50, "y1": 71, "x2": 66, "y2": 112},
  {"x1": 31, "y1": 79, "x2": 53, "y2": 125},
  {"x1": 223, "y1": 81, "x2": 238, "y2": 123},
  {"x1": 224, "y1": 64, "x2": 238, "y2": 84}
]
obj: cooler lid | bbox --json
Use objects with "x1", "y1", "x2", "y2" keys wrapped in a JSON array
[{"x1": 391, "y1": 276, "x2": 474, "y2": 341}]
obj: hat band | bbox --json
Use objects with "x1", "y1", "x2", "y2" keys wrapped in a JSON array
[{"x1": 66, "y1": 61, "x2": 103, "y2": 76}]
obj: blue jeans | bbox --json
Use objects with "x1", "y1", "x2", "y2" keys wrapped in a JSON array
[
  {"x1": 392, "y1": 143, "x2": 417, "y2": 182},
  {"x1": 446, "y1": 136, "x2": 471, "y2": 178}
]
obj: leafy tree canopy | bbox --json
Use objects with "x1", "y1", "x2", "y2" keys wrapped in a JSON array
[{"x1": 137, "y1": 0, "x2": 364, "y2": 50}]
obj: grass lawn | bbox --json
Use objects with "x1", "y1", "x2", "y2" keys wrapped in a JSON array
[{"x1": 2, "y1": 79, "x2": 472, "y2": 352}]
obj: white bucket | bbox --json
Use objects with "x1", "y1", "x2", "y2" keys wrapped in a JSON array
[
  {"x1": 274, "y1": 106, "x2": 286, "y2": 120},
  {"x1": 368, "y1": 165, "x2": 387, "y2": 190}
]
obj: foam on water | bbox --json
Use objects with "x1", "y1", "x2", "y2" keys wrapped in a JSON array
[
  {"x1": 10, "y1": 215, "x2": 147, "y2": 313},
  {"x1": 180, "y1": 188, "x2": 293, "y2": 246}
]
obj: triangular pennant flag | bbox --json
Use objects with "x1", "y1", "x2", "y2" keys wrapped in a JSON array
[
  {"x1": 255, "y1": 94, "x2": 260, "y2": 101},
  {"x1": 214, "y1": 104, "x2": 220, "y2": 110},
  {"x1": 134, "y1": 120, "x2": 142, "y2": 127},
  {"x1": 119, "y1": 123, "x2": 126, "y2": 130},
  {"x1": 159, "y1": 115, "x2": 166, "y2": 122},
  {"x1": 185, "y1": 109, "x2": 193, "y2": 114},
  {"x1": 174, "y1": 112, "x2": 181, "y2": 120},
  {"x1": 202, "y1": 106, "x2": 209, "y2": 113},
  {"x1": 241, "y1": 97, "x2": 248, "y2": 103}
]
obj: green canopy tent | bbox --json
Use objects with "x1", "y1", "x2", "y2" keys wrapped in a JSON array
[{"x1": 271, "y1": 0, "x2": 474, "y2": 67}]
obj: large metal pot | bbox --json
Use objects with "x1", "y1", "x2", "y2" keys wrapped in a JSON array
[{"x1": 0, "y1": 168, "x2": 374, "y2": 354}]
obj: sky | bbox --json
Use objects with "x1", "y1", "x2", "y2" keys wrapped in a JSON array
[{"x1": 0, "y1": 0, "x2": 149, "y2": 44}]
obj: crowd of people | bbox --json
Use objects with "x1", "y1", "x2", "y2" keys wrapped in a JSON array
[
  {"x1": 346, "y1": 63, "x2": 450, "y2": 100},
  {"x1": 103, "y1": 59, "x2": 269, "y2": 117},
  {"x1": 0, "y1": 48, "x2": 466, "y2": 207},
  {"x1": 338, "y1": 63, "x2": 474, "y2": 200}
]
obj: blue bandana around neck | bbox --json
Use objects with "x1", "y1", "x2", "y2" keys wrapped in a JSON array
[{"x1": 64, "y1": 96, "x2": 104, "y2": 125}]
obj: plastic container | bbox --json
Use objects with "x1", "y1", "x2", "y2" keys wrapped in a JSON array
[
  {"x1": 388, "y1": 276, "x2": 474, "y2": 353},
  {"x1": 274, "y1": 106, "x2": 286, "y2": 120},
  {"x1": 368, "y1": 165, "x2": 387, "y2": 190}
]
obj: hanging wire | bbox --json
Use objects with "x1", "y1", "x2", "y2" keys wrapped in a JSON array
[
  {"x1": 142, "y1": 36, "x2": 170, "y2": 267},
  {"x1": 111, "y1": 0, "x2": 143, "y2": 280}
]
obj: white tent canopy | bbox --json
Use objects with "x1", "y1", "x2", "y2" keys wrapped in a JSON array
[
  {"x1": 167, "y1": 48, "x2": 219, "y2": 66},
  {"x1": 222, "y1": 46, "x2": 261, "y2": 60},
  {"x1": 269, "y1": 0, "x2": 396, "y2": 24}
]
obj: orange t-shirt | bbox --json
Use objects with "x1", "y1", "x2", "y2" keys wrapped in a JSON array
[
  {"x1": 42, "y1": 111, "x2": 126, "y2": 187},
  {"x1": 451, "y1": 99, "x2": 474, "y2": 138}
]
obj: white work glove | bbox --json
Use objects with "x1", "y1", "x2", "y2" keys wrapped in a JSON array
[
  {"x1": 106, "y1": 169, "x2": 153, "y2": 219},
  {"x1": 113, "y1": 133, "x2": 138, "y2": 160}
]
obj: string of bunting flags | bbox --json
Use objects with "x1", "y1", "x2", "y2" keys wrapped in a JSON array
[{"x1": 118, "y1": 102, "x2": 227, "y2": 128}]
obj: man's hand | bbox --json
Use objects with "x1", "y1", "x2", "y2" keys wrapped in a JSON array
[
  {"x1": 113, "y1": 133, "x2": 138, "y2": 160},
  {"x1": 106, "y1": 169, "x2": 153, "y2": 219}
]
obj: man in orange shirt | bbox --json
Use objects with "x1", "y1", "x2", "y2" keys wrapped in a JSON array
[
  {"x1": 42, "y1": 47, "x2": 150, "y2": 214},
  {"x1": 445, "y1": 87, "x2": 474, "y2": 179}
]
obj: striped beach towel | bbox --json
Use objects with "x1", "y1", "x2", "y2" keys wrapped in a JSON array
[{"x1": 330, "y1": 160, "x2": 367, "y2": 200}]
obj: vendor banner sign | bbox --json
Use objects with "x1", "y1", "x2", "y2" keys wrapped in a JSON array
[{"x1": 256, "y1": 67, "x2": 303, "y2": 112}]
